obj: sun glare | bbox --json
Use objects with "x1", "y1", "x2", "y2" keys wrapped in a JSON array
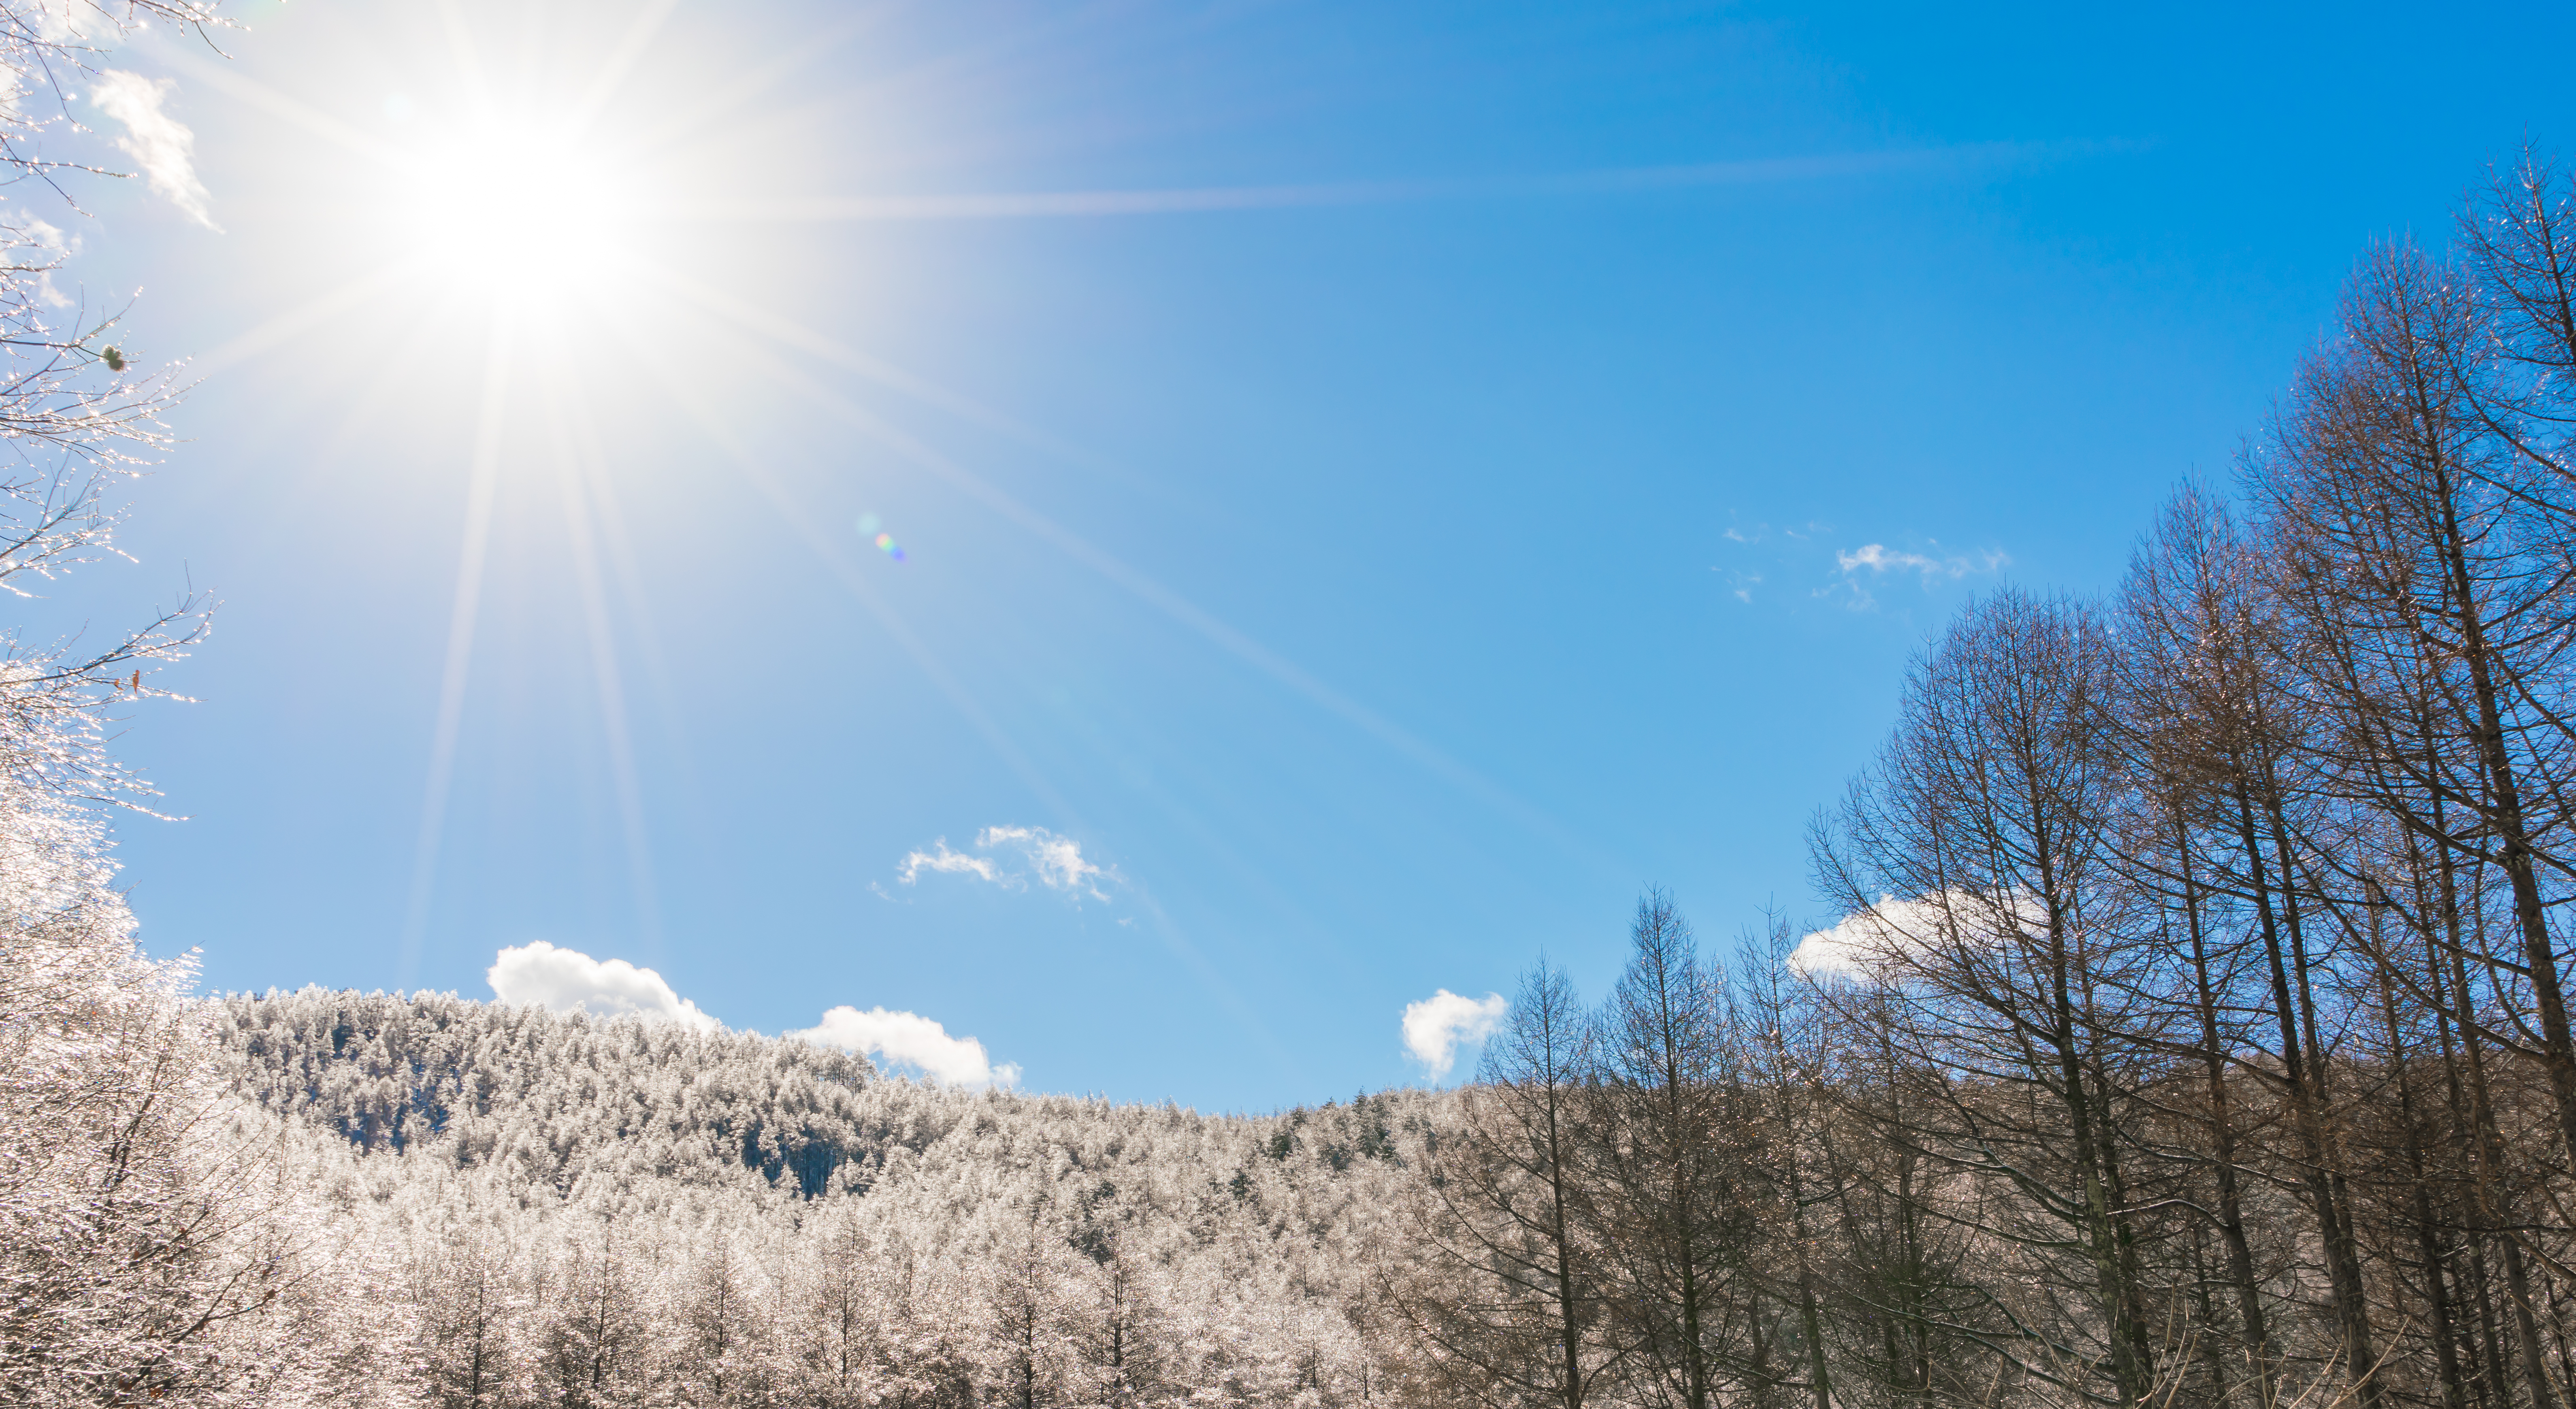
[{"x1": 392, "y1": 115, "x2": 651, "y2": 308}]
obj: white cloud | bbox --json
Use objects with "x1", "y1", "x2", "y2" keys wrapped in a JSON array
[
  {"x1": 1402, "y1": 989, "x2": 1508, "y2": 1079},
  {"x1": 90, "y1": 71, "x2": 216, "y2": 229},
  {"x1": 487, "y1": 941, "x2": 720, "y2": 1030},
  {"x1": 1823, "y1": 542, "x2": 2008, "y2": 611},
  {"x1": 791, "y1": 1005, "x2": 1018, "y2": 1089},
  {"x1": 896, "y1": 824, "x2": 1114, "y2": 901},
  {"x1": 1790, "y1": 896, "x2": 1924, "y2": 981},
  {"x1": 899, "y1": 839, "x2": 1001, "y2": 885},
  {"x1": 1836, "y1": 542, "x2": 2009, "y2": 581},
  {"x1": 978, "y1": 824, "x2": 1108, "y2": 898},
  {"x1": 1791, "y1": 889, "x2": 2044, "y2": 981}
]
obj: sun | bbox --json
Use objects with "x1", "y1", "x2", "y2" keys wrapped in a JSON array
[{"x1": 386, "y1": 110, "x2": 656, "y2": 313}]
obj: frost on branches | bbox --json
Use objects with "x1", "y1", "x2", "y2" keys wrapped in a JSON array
[
  {"x1": 0, "y1": 778, "x2": 279, "y2": 1404},
  {"x1": 0, "y1": 4, "x2": 251, "y2": 1405}
]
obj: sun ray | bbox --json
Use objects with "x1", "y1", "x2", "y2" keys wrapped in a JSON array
[
  {"x1": 1122, "y1": 883, "x2": 1307, "y2": 1088},
  {"x1": 396, "y1": 314, "x2": 517, "y2": 986},
  {"x1": 563, "y1": 0, "x2": 682, "y2": 137},
  {"x1": 648, "y1": 269, "x2": 1122, "y2": 479},
  {"x1": 695, "y1": 141, "x2": 2071, "y2": 225},
  {"x1": 619, "y1": 5, "x2": 898, "y2": 153},
  {"x1": 298, "y1": 293, "x2": 480, "y2": 471},
  {"x1": 540, "y1": 349, "x2": 665, "y2": 958},
  {"x1": 563, "y1": 372, "x2": 699, "y2": 828},
  {"x1": 660, "y1": 274, "x2": 1609, "y2": 869},
  {"x1": 150, "y1": 45, "x2": 406, "y2": 166},
  {"x1": 183, "y1": 262, "x2": 425, "y2": 382},
  {"x1": 609, "y1": 315, "x2": 1084, "y2": 828},
  {"x1": 436, "y1": 0, "x2": 494, "y2": 113}
]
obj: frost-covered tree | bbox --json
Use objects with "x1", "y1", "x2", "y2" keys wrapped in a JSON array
[{"x1": 0, "y1": 6, "x2": 307, "y2": 1407}]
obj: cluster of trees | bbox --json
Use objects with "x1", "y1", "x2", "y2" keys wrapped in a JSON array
[
  {"x1": 211, "y1": 991, "x2": 1433, "y2": 1409},
  {"x1": 1410, "y1": 154, "x2": 2576, "y2": 1409}
]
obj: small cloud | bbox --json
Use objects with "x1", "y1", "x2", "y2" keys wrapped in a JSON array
[
  {"x1": 791, "y1": 1005, "x2": 1017, "y2": 1089},
  {"x1": 979, "y1": 824, "x2": 1110, "y2": 898},
  {"x1": 1401, "y1": 988, "x2": 1507, "y2": 1079},
  {"x1": 1822, "y1": 541, "x2": 2007, "y2": 612},
  {"x1": 895, "y1": 824, "x2": 1116, "y2": 902},
  {"x1": 90, "y1": 71, "x2": 217, "y2": 229},
  {"x1": 1835, "y1": 542, "x2": 2009, "y2": 582},
  {"x1": 899, "y1": 839, "x2": 1002, "y2": 886},
  {"x1": 488, "y1": 941, "x2": 720, "y2": 1030}
]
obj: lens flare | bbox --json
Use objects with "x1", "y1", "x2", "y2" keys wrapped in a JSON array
[{"x1": 857, "y1": 513, "x2": 906, "y2": 561}]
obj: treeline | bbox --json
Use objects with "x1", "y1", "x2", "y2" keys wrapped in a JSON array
[{"x1": 1404, "y1": 155, "x2": 2576, "y2": 1409}]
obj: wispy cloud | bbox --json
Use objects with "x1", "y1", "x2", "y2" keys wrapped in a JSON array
[
  {"x1": 1402, "y1": 989, "x2": 1508, "y2": 1080},
  {"x1": 1713, "y1": 517, "x2": 1850, "y2": 605},
  {"x1": 977, "y1": 824, "x2": 1109, "y2": 898},
  {"x1": 791, "y1": 1005, "x2": 1018, "y2": 1089},
  {"x1": 1824, "y1": 541, "x2": 2008, "y2": 610},
  {"x1": 488, "y1": 941, "x2": 719, "y2": 1030},
  {"x1": 1835, "y1": 543, "x2": 2011, "y2": 580},
  {"x1": 90, "y1": 72, "x2": 216, "y2": 229},
  {"x1": 896, "y1": 824, "x2": 1115, "y2": 901},
  {"x1": 898, "y1": 839, "x2": 1001, "y2": 885}
]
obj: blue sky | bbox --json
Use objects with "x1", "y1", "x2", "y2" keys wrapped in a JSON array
[{"x1": 45, "y1": 0, "x2": 2576, "y2": 1108}]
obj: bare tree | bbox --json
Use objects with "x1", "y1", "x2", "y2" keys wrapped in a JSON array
[
  {"x1": 1404, "y1": 956, "x2": 1612, "y2": 1409},
  {"x1": 1586, "y1": 892, "x2": 1765, "y2": 1409},
  {"x1": 1814, "y1": 589, "x2": 2171, "y2": 1408}
]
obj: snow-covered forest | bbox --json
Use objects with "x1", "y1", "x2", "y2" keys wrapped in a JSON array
[{"x1": 21, "y1": 6, "x2": 2576, "y2": 1409}]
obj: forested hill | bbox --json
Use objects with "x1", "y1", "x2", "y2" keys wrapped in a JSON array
[
  {"x1": 218, "y1": 990, "x2": 882, "y2": 1196},
  {"x1": 199, "y1": 990, "x2": 1434, "y2": 1405},
  {"x1": 217, "y1": 990, "x2": 1424, "y2": 1202}
]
